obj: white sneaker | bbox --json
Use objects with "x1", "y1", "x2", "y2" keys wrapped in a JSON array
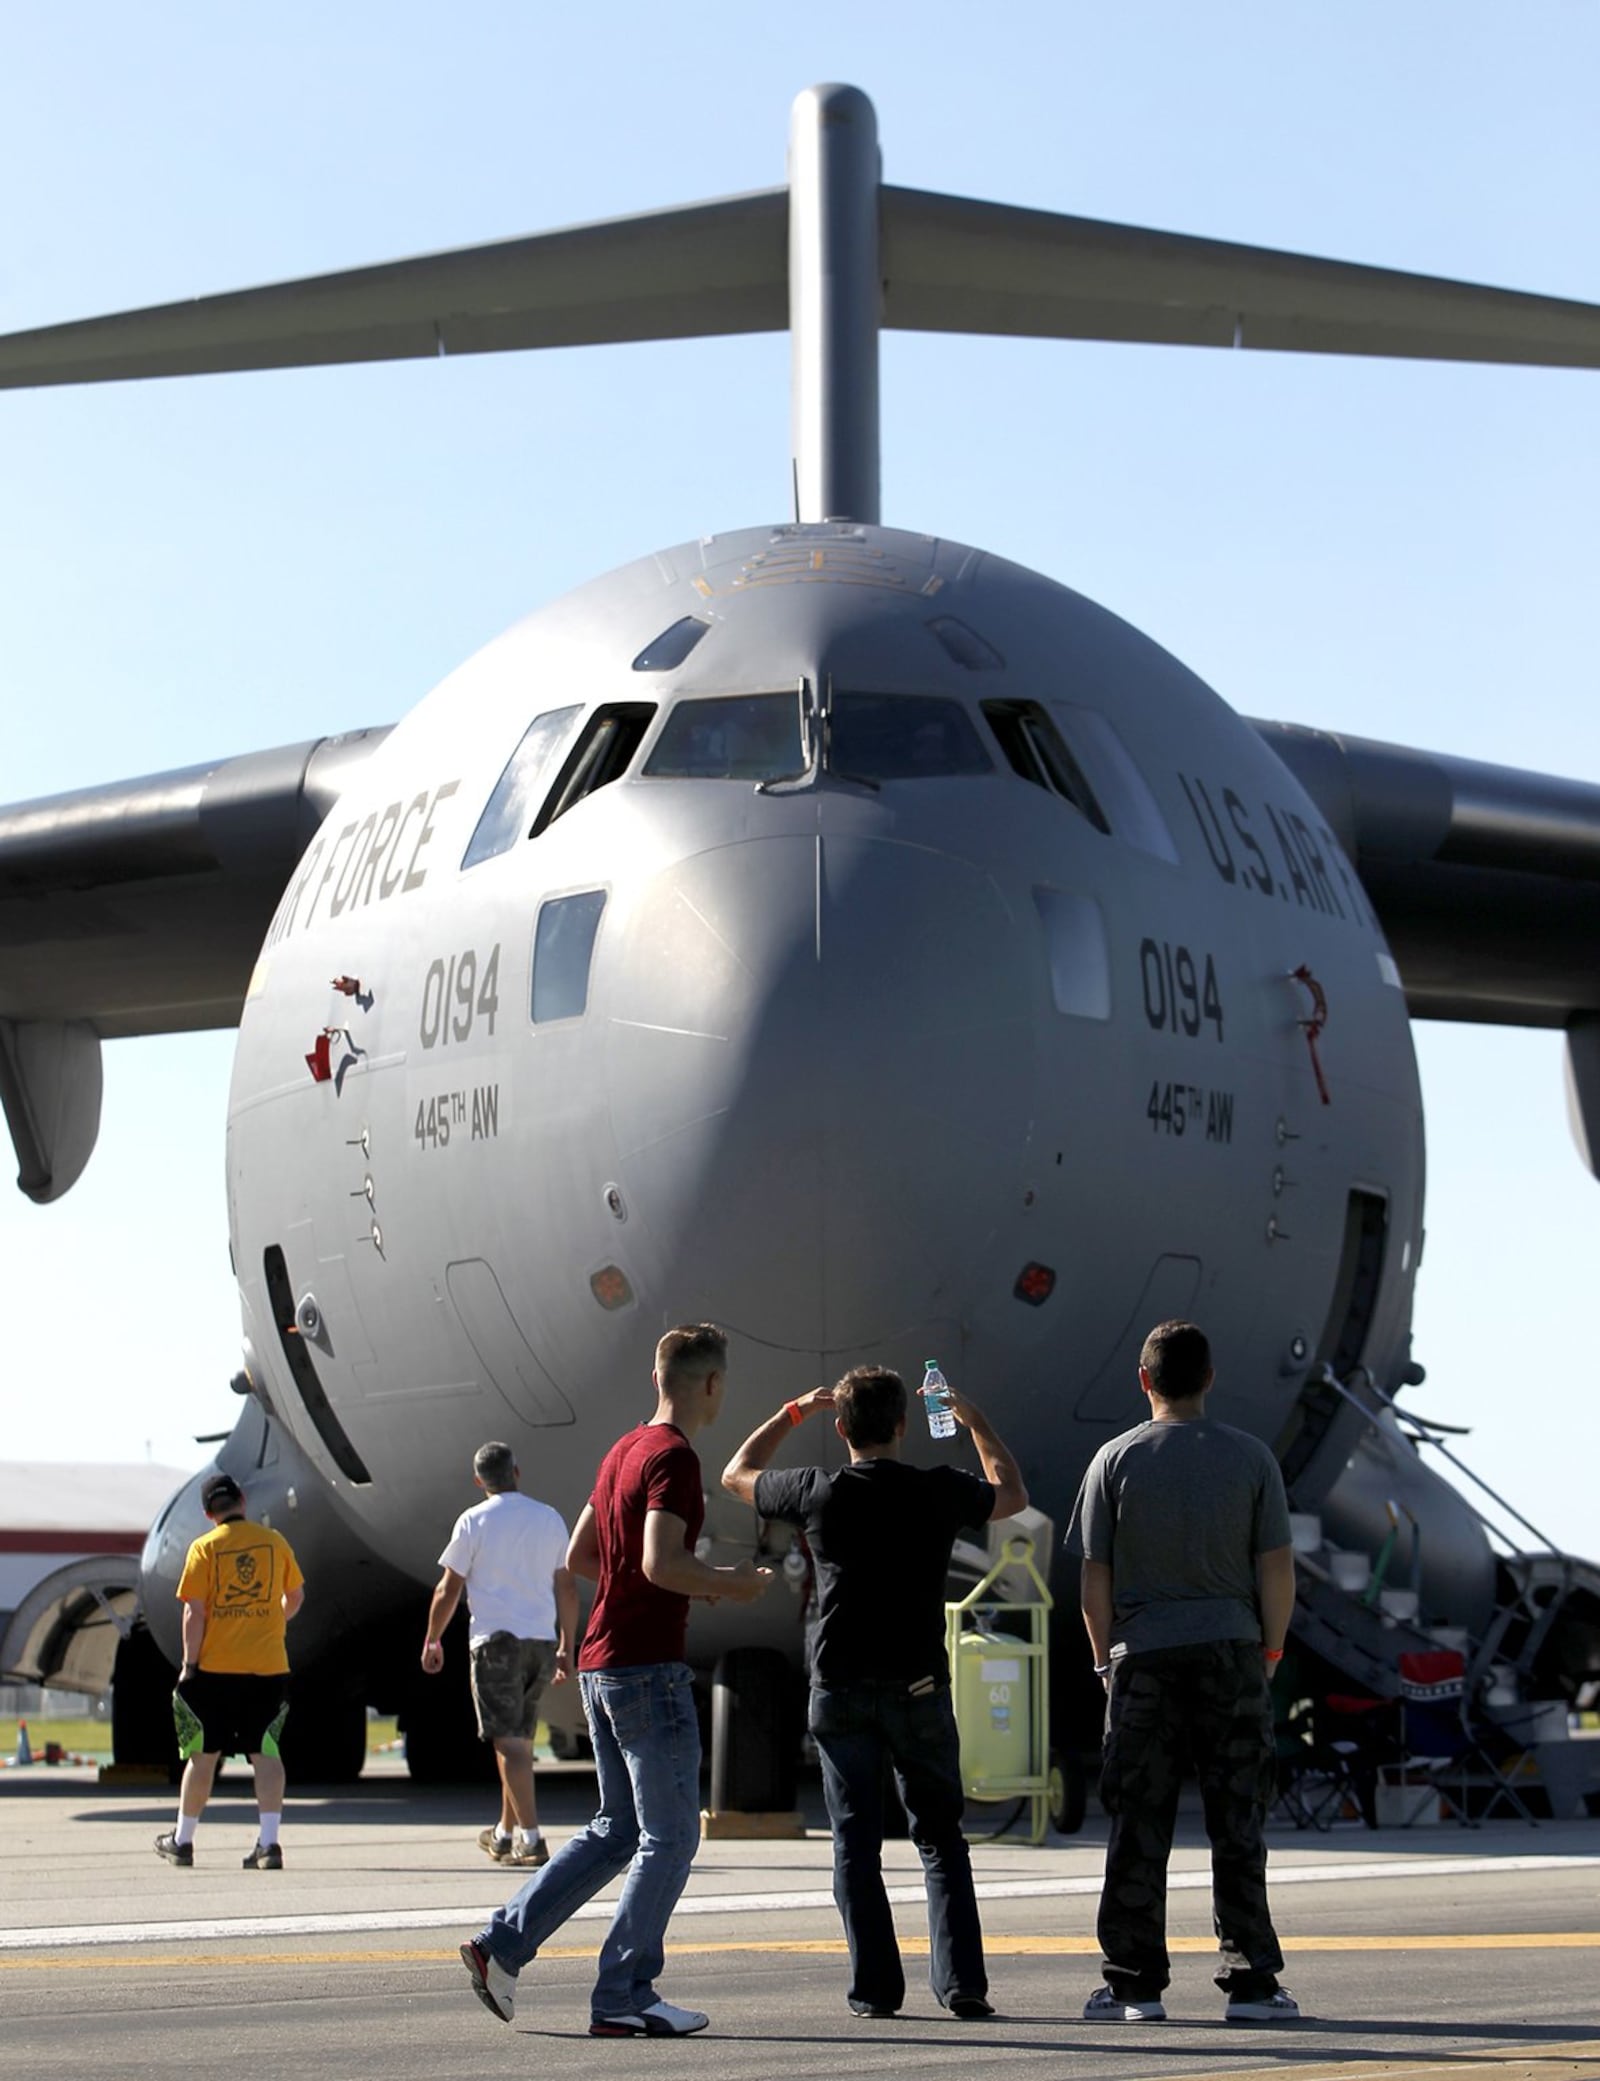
[
  {"x1": 1083, "y1": 1984, "x2": 1167, "y2": 2021},
  {"x1": 460, "y1": 1939, "x2": 517, "y2": 2022},
  {"x1": 1226, "y1": 1988, "x2": 1302, "y2": 2022},
  {"x1": 590, "y1": 1998, "x2": 710, "y2": 2037}
]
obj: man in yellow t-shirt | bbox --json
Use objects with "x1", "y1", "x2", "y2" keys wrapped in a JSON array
[{"x1": 155, "y1": 1472, "x2": 305, "y2": 1871}]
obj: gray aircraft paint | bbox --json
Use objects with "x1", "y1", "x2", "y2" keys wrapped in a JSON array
[{"x1": 141, "y1": 520, "x2": 1480, "y2": 1675}]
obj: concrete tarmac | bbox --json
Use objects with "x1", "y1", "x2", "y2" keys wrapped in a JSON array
[{"x1": 3, "y1": 1762, "x2": 1597, "y2": 2079}]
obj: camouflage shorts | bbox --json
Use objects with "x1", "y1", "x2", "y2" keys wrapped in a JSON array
[{"x1": 469, "y1": 1633, "x2": 554, "y2": 1741}]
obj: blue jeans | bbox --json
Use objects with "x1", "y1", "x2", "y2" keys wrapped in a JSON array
[
  {"x1": 809, "y1": 1679, "x2": 986, "y2": 2012},
  {"x1": 478, "y1": 1662, "x2": 701, "y2": 2018}
]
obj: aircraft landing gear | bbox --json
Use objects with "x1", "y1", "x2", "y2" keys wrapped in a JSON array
[
  {"x1": 110, "y1": 1621, "x2": 179, "y2": 1776},
  {"x1": 279, "y1": 1679, "x2": 368, "y2": 1785},
  {"x1": 398, "y1": 1632, "x2": 499, "y2": 1786},
  {"x1": 709, "y1": 1646, "x2": 798, "y2": 1814}
]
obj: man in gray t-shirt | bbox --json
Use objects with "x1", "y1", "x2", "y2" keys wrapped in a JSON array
[{"x1": 1064, "y1": 1321, "x2": 1299, "y2": 2026}]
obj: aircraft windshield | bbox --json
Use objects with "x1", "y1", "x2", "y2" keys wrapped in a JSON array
[
  {"x1": 829, "y1": 693, "x2": 993, "y2": 780},
  {"x1": 463, "y1": 705, "x2": 582, "y2": 867},
  {"x1": 642, "y1": 689, "x2": 996, "y2": 785},
  {"x1": 644, "y1": 693, "x2": 804, "y2": 781}
]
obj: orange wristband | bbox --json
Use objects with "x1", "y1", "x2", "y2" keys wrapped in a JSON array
[
  {"x1": 1264, "y1": 1648, "x2": 1284, "y2": 1662},
  {"x1": 783, "y1": 1400, "x2": 804, "y2": 1427}
]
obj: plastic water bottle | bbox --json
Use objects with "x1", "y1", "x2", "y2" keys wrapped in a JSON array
[{"x1": 921, "y1": 1359, "x2": 957, "y2": 1440}]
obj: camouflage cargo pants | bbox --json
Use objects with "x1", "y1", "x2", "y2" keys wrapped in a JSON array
[{"x1": 1097, "y1": 1640, "x2": 1283, "y2": 2001}]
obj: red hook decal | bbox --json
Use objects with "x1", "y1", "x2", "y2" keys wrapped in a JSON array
[{"x1": 1290, "y1": 966, "x2": 1331, "y2": 1106}]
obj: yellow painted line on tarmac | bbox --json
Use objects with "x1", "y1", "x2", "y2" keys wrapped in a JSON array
[
  {"x1": 1150, "y1": 2056, "x2": 1600, "y2": 2081},
  {"x1": 4, "y1": 1932, "x2": 1599, "y2": 1971}
]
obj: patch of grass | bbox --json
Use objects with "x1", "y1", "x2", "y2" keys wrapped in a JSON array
[{"x1": 0, "y1": 1717, "x2": 111, "y2": 1759}]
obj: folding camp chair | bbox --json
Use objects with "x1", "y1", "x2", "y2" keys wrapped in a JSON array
[
  {"x1": 1395, "y1": 1649, "x2": 1538, "y2": 1826},
  {"x1": 1273, "y1": 1691, "x2": 1387, "y2": 1830}
]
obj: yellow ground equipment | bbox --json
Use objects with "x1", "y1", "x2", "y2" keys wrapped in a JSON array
[{"x1": 945, "y1": 1534, "x2": 1053, "y2": 1843}]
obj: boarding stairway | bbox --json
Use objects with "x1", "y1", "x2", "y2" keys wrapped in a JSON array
[{"x1": 1287, "y1": 1366, "x2": 1600, "y2": 1818}]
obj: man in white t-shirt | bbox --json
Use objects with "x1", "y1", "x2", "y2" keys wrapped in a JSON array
[{"x1": 423, "y1": 1442, "x2": 577, "y2": 1866}]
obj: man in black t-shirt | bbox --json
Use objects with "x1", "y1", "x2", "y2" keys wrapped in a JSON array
[{"x1": 723, "y1": 1367, "x2": 1027, "y2": 2022}]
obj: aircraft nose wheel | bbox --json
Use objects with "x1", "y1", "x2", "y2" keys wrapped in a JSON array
[{"x1": 1046, "y1": 1746, "x2": 1087, "y2": 1835}]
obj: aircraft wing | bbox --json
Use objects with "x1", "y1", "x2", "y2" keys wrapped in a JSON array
[
  {"x1": 0, "y1": 730, "x2": 388, "y2": 1037},
  {"x1": 4, "y1": 186, "x2": 1600, "y2": 386},
  {"x1": 0, "y1": 730, "x2": 387, "y2": 1201}
]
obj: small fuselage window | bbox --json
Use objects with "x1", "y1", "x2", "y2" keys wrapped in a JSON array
[
  {"x1": 462, "y1": 706, "x2": 582, "y2": 869},
  {"x1": 643, "y1": 692, "x2": 805, "y2": 781},
  {"x1": 532, "y1": 890, "x2": 607, "y2": 1023}
]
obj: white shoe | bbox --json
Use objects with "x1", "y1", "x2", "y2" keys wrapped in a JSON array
[
  {"x1": 1083, "y1": 1984, "x2": 1167, "y2": 2021},
  {"x1": 1226, "y1": 1987, "x2": 1302, "y2": 2022},
  {"x1": 460, "y1": 1939, "x2": 516, "y2": 2022},
  {"x1": 590, "y1": 1998, "x2": 710, "y2": 2037}
]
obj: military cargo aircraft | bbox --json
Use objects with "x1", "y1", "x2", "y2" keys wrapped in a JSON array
[{"x1": 3, "y1": 84, "x2": 1597, "y2": 1809}]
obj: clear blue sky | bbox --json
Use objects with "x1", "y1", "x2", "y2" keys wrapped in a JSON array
[{"x1": 2, "y1": 5, "x2": 1596, "y2": 1558}]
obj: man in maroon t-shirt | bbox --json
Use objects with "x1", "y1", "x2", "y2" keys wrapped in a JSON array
[{"x1": 460, "y1": 1324, "x2": 770, "y2": 2039}]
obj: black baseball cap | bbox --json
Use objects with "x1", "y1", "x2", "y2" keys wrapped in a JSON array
[{"x1": 201, "y1": 1473, "x2": 244, "y2": 1512}]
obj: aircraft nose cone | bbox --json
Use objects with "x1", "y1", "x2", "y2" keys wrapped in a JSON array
[{"x1": 605, "y1": 831, "x2": 1036, "y2": 1351}]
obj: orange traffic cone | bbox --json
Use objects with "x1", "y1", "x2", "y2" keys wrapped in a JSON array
[{"x1": 13, "y1": 1720, "x2": 32, "y2": 1765}]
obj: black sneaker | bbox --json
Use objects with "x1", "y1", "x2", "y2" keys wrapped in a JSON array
[
  {"x1": 849, "y1": 2001, "x2": 900, "y2": 2018},
  {"x1": 153, "y1": 1831, "x2": 193, "y2": 1867},
  {"x1": 242, "y1": 1840, "x2": 283, "y2": 1869},
  {"x1": 590, "y1": 2000, "x2": 709, "y2": 2037},
  {"x1": 947, "y1": 1995, "x2": 996, "y2": 2020}
]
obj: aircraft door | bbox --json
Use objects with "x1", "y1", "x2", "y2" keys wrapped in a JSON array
[
  {"x1": 445, "y1": 1258, "x2": 576, "y2": 1427},
  {"x1": 1277, "y1": 1187, "x2": 1387, "y2": 1495},
  {"x1": 1073, "y1": 1254, "x2": 1203, "y2": 1425}
]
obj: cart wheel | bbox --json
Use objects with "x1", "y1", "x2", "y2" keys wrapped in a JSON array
[{"x1": 1046, "y1": 1746, "x2": 1087, "y2": 1835}]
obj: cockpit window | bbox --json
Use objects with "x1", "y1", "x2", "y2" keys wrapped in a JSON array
[
  {"x1": 829, "y1": 694, "x2": 993, "y2": 780},
  {"x1": 1050, "y1": 704, "x2": 1180, "y2": 865},
  {"x1": 532, "y1": 704, "x2": 657, "y2": 836},
  {"x1": 462, "y1": 706, "x2": 582, "y2": 869},
  {"x1": 643, "y1": 693, "x2": 805, "y2": 781},
  {"x1": 982, "y1": 700, "x2": 1109, "y2": 832},
  {"x1": 927, "y1": 616, "x2": 1004, "y2": 671},
  {"x1": 632, "y1": 617, "x2": 712, "y2": 672}
]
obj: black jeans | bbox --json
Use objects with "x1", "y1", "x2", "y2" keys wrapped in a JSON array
[
  {"x1": 808, "y1": 1678, "x2": 986, "y2": 2012},
  {"x1": 1098, "y1": 1641, "x2": 1283, "y2": 2002}
]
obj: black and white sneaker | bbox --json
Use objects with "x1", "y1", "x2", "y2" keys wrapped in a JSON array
[
  {"x1": 590, "y1": 1999, "x2": 709, "y2": 2037},
  {"x1": 947, "y1": 1995, "x2": 996, "y2": 2019},
  {"x1": 1226, "y1": 1987, "x2": 1302, "y2": 2022},
  {"x1": 1083, "y1": 1984, "x2": 1166, "y2": 2021},
  {"x1": 241, "y1": 1840, "x2": 283, "y2": 1869},
  {"x1": 153, "y1": 1832, "x2": 193, "y2": 1867}
]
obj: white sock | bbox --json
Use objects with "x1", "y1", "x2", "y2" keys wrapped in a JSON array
[
  {"x1": 258, "y1": 1812, "x2": 281, "y2": 1848},
  {"x1": 492, "y1": 1824, "x2": 513, "y2": 1844},
  {"x1": 173, "y1": 1814, "x2": 198, "y2": 1847},
  {"x1": 513, "y1": 1827, "x2": 542, "y2": 1848}
]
